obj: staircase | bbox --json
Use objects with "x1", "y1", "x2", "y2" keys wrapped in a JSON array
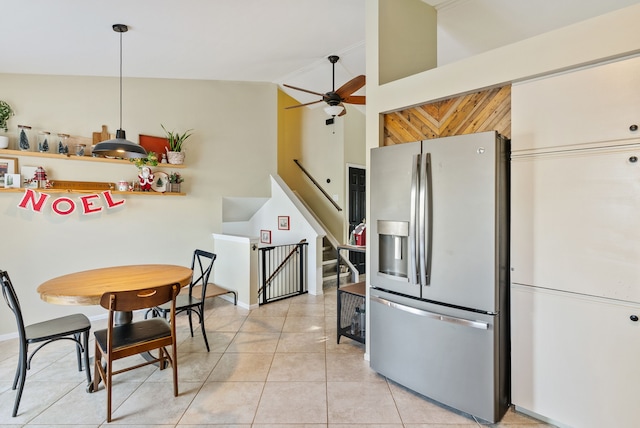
[{"x1": 322, "y1": 237, "x2": 350, "y2": 290}]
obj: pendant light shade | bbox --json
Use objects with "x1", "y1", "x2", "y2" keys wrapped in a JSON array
[{"x1": 92, "y1": 24, "x2": 147, "y2": 159}]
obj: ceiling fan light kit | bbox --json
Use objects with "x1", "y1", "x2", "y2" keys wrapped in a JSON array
[
  {"x1": 92, "y1": 24, "x2": 148, "y2": 159},
  {"x1": 324, "y1": 105, "x2": 345, "y2": 117},
  {"x1": 284, "y1": 55, "x2": 365, "y2": 118}
]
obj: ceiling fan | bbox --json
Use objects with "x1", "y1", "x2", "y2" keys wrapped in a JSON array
[{"x1": 284, "y1": 55, "x2": 365, "y2": 117}]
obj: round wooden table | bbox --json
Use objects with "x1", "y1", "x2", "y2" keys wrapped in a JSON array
[{"x1": 38, "y1": 264, "x2": 193, "y2": 323}]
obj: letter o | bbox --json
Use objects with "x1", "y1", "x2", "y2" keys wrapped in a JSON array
[{"x1": 52, "y1": 197, "x2": 76, "y2": 216}]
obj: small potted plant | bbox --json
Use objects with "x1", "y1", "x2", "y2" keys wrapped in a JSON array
[
  {"x1": 168, "y1": 171, "x2": 184, "y2": 193},
  {"x1": 0, "y1": 100, "x2": 15, "y2": 149},
  {"x1": 161, "y1": 124, "x2": 193, "y2": 165}
]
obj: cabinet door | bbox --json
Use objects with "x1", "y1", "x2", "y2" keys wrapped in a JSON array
[
  {"x1": 512, "y1": 55, "x2": 640, "y2": 152},
  {"x1": 511, "y1": 284, "x2": 640, "y2": 428},
  {"x1": 511, "y1": 145, "x2": 640, "y2": 303}
]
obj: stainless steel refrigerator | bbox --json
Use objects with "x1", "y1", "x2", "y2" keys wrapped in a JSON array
[{"x1": 369, "y1": 131, "x2": 510, "y2": 423}]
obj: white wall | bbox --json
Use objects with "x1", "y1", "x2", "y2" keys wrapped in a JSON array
[
  {"x1": 0, "y1": 74, "x2": 277, "y2": 336},
  {"x1": 278, "y1": 87, "x2": 367, "y2": 245},
  {"x1": 435, "y1": 0, "x2": 640, "y2": 66},
  {"x1": 220, "y1": 176, "x2": 325, "y2": 297},
  {"x1": 211, "y1": 234, "x2": 259, "y2": 309}
]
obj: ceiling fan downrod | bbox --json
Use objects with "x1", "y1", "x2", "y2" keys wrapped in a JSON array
[{"x1": 328, "y1": 55, "x2": 339, "y2": 92}]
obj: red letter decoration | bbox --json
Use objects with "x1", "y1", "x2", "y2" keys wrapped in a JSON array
[
  {"x1": 17, "y1": 189, "x2": 51, "y2": 212},
  {"x1": 102, "y1": 191, "x2": 126, "y2": 208},
  {"x1": 16, "y1": 189, "x2": 126, "y2": 216},
  {"x1": 51, "y1": 197, "x2": 76, "y2": 216},
  {"x1": 79, "y1": 194, "x2": 103, "y2": 215}
]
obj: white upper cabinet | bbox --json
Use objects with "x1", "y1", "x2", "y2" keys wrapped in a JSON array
[
  {"x1": 510, "y1": 145, "x2": 640, "y2": 303},
  {"x1": 512, "y1": 55, "x2": 640, "y2": 153}
]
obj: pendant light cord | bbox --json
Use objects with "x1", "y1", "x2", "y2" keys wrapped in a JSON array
[{"x1": 119, "y1": 29, "x2": 123, "y2": 130}]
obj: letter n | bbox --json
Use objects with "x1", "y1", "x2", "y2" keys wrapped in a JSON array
[{"x1": 17, "y1": 189, "x2": 50, "y2": 212}]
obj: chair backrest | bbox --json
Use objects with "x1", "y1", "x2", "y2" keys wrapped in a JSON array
[
  {"x1": 100, "y1": 283, "x2": 180, "y2": 312},
  {"x1": 190, "y1": 249, "x2": 216, "y2": 298},
  {"x1": 0, "y1": 270, "x2": 27, "y2": 343}
]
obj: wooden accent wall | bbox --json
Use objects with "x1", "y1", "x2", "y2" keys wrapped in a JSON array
[{"x1": 383, "y1": 85, "x2": 511, "y2": 145}]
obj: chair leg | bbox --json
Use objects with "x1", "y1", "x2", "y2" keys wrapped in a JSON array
[
  {"x1": 82, "y1": 331, "x2": 92, "y2": 386},
  {"x1": 11, "y1": 348, "x2": 27, "y2": 417},
  {"x1": 171, "y1": 345, "x2": 178, "y2": 396},
  {"x1": 199, "y1": 308, "x2": 210, "y2": 352},
  {"x1": 11, "y1": 357, "x2": 21, "y2": 391},
  {"x1": 106, "y1": 356, "x2": 113, "y2": 422},
  {"x1": 187, "y1": 309, "x2": 195, "y2": 337},
  {"x1": 73, "y1": 333, "x2": 82, "y2": 371}
]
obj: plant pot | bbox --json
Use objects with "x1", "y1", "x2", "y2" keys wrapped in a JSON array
[
  {"x1": 166, "y1": 150, "x2": 185, "y2": 165},
  {"x1": 0, "y1": 135, "x2": 8, "y2": 149},
  {"x1": 168, "y1": 183, "x2": 181, "y2": 193}
]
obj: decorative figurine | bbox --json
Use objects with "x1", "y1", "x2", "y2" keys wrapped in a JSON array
[
  {"x1": 33, "y1": 166, "x2": 47, "y2": 188},
  {"x1": 19, "y1": 128, "x2": 30, "y2": 150},
  {"x1": 138, "y1": 166, "x2": 154, "y2": 191}
]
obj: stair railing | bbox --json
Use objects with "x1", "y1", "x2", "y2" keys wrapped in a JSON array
[
  {"x1": 294, "y1": 159, "x2": 342, "y2": 211},
  {"x1": 258, "y1": 239, "x2": 308, "y2": 304}
]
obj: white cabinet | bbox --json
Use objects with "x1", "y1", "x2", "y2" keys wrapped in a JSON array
[
  {"x1": 511, "y1": 55, "x2": 640, "y2": 152},
  {"x1": 511, "y1": 284, "x2": 640, "y2": 428},
  {"x1": 510, "y1": 144, "x2": 640, "y2": 303},
  {"x1": 511, "y1": 54, "x2": 640, "y2": 427}
]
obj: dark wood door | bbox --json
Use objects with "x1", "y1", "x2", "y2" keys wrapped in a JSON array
[{"x1": 348, "y1": 167, "x2": 366, "y2": 274}]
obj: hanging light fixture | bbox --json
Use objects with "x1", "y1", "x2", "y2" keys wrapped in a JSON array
[
  {"x1": 92, "y1": 24, "x2": 147, "y2": 159},
  {"x1": 324, "y1": 104, "x2": 344, "y2": 117}
]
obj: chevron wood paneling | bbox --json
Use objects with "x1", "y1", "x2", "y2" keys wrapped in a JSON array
[{"x1": 383, "y1": 85, "x2": 511, "y2": 145}]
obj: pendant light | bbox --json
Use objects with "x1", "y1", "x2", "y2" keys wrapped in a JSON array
[{"x1": 92, "y1": 24, "x2": 147, "y2": 159}]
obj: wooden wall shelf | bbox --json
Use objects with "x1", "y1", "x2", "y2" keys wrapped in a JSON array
[
  {"x1": 0, "y1": 188, "x2": 185, "y2": 196},
  {"x1": 0, "y1": 149, "x2": 186, "y2": 168}
]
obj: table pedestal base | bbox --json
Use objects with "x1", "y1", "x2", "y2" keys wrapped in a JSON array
[{"x1": 115, "y1": 311, "x2": 133, "y2": 325}]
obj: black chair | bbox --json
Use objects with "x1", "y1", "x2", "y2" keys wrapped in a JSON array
[
  {"x1": 151, "y1": 249, "x2": 235, "y2": 352},
  {"x1": 0, "y1": 270, "x2": 92, "y2": 417},
  {"x1": 93, "y1": 283, "x2": 180, "y2": 423}
]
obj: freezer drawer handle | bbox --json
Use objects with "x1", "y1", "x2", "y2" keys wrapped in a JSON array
[{"x1": 371, "y1": 295, "x2": 489, "y2": 330}]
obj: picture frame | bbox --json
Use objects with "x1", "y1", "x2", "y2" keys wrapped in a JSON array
[
  {"x1": 0, "y1": 157, "x2": 18, "y2": 186},
  {"x1": 260, "y1": 229, "x2": 271, "y2": 244},
  {"x1": 278, "y1": 215, "x2": 290, "y2": 230},
  {"x1": 4, "y1": 174, "x2": 20, "y2": 188}
]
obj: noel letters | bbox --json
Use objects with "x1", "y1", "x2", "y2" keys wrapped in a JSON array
[{"x1": 17, "y1": 188, "x2": 125, "y2": 216}]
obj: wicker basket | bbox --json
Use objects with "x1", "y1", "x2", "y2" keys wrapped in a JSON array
[{"x1": 166, "y1": 150, "x2": 185, "y2": 165}]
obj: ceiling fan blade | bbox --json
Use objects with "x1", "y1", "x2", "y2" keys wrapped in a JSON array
[
  {"x1": 335, "y1": 75, "x2": 366, "y2": 98},
  {"x1": 282, "y1": 84, "x2": 325, "y2": 97},
  {"x1": 342, "y1": 95, "x2": 366, "y2": 105},
  {"x1": 338, "y1": 103, "x2": 347, "y2": 117},
  {"x1": 284, "y1": 99, "x2": 323, "y2": 109}
]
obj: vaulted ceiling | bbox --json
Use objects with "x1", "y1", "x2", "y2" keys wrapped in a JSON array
[{"x1": 1, "y1": 0, "x2": 637, "y2": 109}]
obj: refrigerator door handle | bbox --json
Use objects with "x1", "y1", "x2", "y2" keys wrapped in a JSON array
[
  {"x1": 409, "y1": 154, "x2": 420, "y2": 285},
  {"x1": 419, "y1": 153, "x2": 433, "y2": 286},
  {"x1": 371, "y1": 295, "x2": 489, "y2": 330}
]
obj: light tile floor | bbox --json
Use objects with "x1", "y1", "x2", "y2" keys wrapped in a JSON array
[{"x1": 0, "y1": 287, "x2": 555, "y2": 427}]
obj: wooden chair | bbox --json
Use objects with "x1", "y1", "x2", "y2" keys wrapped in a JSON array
[
  {"x1": 92, "y1": 283, "x2": 179, "y2": 423},
  {"x1": 0, "y1": 270, "x2": 92, "y2": 417},
  {"x1": 152, "y1": 249, "x2": 236, "y2": 352}
]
